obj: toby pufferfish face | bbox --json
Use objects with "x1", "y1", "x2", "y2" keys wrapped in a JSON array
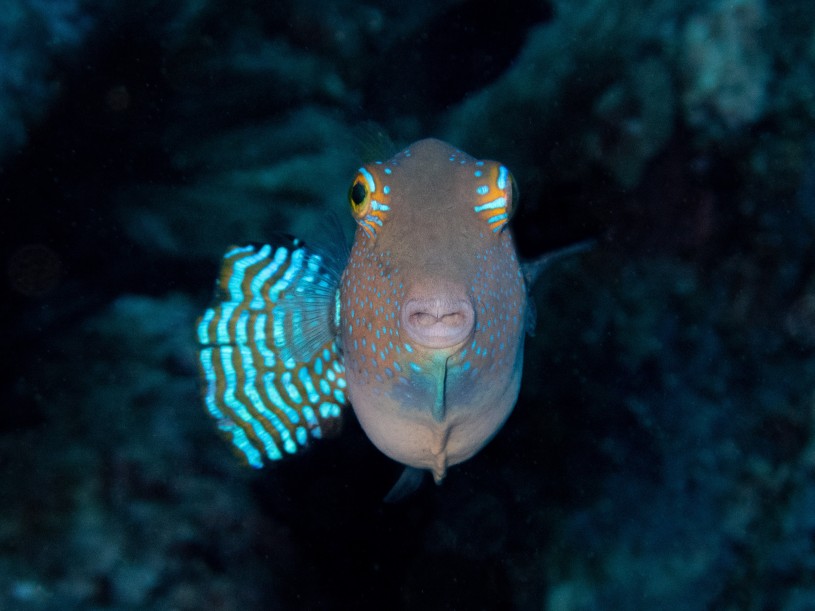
[{"x1": 339, "y1": 138, "x2": 526, "y2": 481}]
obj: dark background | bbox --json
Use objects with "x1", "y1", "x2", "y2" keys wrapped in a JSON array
[{"x1": 2, "y1": 1, "x2": 815, "y2": 609}]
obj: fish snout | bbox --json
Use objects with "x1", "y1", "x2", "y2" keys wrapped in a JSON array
[{"x1": 401, "y1": 295, "x2": 475, "y2": 349}]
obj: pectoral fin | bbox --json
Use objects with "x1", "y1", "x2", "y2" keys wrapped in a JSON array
[{"x1": 196, "y1": 240, "x2": 348, "y2": 468}]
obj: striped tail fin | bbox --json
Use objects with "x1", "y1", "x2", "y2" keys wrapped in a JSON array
[{"x1": 196, "y1": 240, "x2": 347, "y2": 467}]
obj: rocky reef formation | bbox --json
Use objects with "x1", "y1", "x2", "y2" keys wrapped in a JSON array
[{"x1": 2, "y1": 0, "x2": 815, "y2": 608}]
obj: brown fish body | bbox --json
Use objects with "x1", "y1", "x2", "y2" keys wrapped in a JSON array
[
  {"x1": 197, "y1": 138, "x2": 531, "y2": 488},
  {"x1": 340, "y1": 139, "x2": 526, "y2": 482}
]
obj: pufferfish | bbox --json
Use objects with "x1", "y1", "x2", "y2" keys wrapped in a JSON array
[{"x1": 196, "y1": 138, "x2": 584, "y2": 498}]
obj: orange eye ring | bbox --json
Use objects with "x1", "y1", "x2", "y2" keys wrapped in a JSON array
[
  {"x1": 347, "y1": 165, "x2": 390, "y2": 238},
  {"x1": 473, "y1": 163, "x2": 517, "y2": 233},
  {"x1": 348, "y1": 170, "x2": 373, "y2": 219}
]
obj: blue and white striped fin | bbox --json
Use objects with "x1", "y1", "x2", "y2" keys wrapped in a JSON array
[
  {"x1": 274, "y1": 237, "x2": 347, "y2": 363},
  {"x1": 196, "y1": 240, "x2": 348, "y2": 467}
]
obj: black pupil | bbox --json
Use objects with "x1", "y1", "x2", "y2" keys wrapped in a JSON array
[{"x1": 350, "y1": 181, "x2": 367, "y2": 206}]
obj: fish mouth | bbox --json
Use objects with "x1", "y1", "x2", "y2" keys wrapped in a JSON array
[{"x1": 402, "y1": 296, "x2": 475, "y2": 349}]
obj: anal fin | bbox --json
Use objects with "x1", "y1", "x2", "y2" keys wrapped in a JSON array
[{"x1": 384, "y1": 467, "x2": 425, "y2": 503}]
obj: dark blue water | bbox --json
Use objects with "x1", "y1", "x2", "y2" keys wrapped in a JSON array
[{"x1": 2, "y1": 1, "x2": 815, "y2": 609}]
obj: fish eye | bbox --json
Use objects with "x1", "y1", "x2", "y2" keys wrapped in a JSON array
[
  {"x1": 350, "y1": 180, "x2": 367, "y2": 208},
  {"x1": 348, "y1": 172, "x2": 372, "y2": 219},
  {"x1": 473, "y1": 162, "x2": 518, "y2": 233},
  {"x1": 506, "y1": 171, "x2": 518, "y2": 219}
]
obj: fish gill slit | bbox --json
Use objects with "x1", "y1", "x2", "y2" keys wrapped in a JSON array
[{"x1": 431, "y1": 355, "x2": 449, "y2": 423}]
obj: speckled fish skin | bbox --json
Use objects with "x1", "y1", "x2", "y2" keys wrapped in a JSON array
[{"x1": 341, "y1": 138, "x2": 526, "y2": 482}]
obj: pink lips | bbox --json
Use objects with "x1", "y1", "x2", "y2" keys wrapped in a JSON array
[{"x1": 401, "y1": 296, "x2": 475, "y2": 349}]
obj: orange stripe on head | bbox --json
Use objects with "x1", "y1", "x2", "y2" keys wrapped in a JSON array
[{"x1": 472, "y1": 163, "x2": 514, "y2": 232}]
